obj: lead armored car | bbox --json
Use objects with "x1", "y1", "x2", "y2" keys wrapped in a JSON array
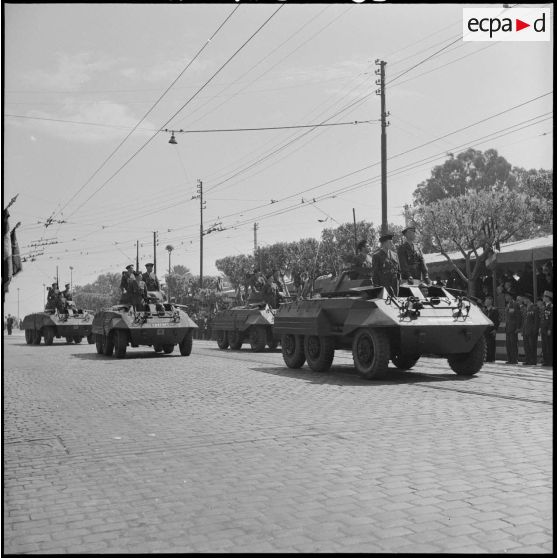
[
  {"x1": 273, "y1": 270, "x2": 492, "y2": 379},
  {"x1": 91, "y1": 291, "x2": 197, "y2": 358},
  {"x1": 22, "y1": 301, "x2": 95, "y2": 345}
]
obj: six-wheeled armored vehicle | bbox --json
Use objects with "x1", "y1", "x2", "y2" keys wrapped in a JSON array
[
  {"x1": 211, "y1": 301, "x2": 279, "y2": 352},
  {"x1": 91, "y1": 291, "x2": 198, "y2": 358},
  {"x1": 22, "y1": 303, "x2": 95, "y2": 345},
  {"x1": 273, "y1": 271, "x2": 492, "y2": 379}
]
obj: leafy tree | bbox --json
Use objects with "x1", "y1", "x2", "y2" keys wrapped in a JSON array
[
  {"x1": 413, "y1": 148, "x2": 517, "y2": 206},
  {"x1": 512, "y1": 167, "x2": 553, "y2": 234},
  {"x1": 415, "y1": 188, "x2": 544, "y2": 296},
  {"x1": 215, "y1": 254, "x2": 255, "y2": 290},
  {"x1": 73, "y1": 272, "x2": 121, "y2": 312}
]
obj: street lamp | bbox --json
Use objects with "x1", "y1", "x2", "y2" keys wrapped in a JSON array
[{"x1": 165, "y1": 245, "x2": 174, "y2": 302}]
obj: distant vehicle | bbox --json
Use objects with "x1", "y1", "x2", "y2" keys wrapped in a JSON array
[
  {"x1": 211, "y1": 301, "x2": 279, "y2": 352},
  {"x1": 91, "y1": 291, "x2": 197, "y2": 358},
  {"x1": 22, "y1": 301, "x2": 95, "y2": 345},
  {"x1": 273, "y1": 271, "x2": 492, "y2": 379}
]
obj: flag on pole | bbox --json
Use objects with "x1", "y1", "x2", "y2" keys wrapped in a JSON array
[
  {"x1": 2, "y1": 208, "x2": 13, "y2": 300},
  {"x1": 11, "y1": 224, "x2": 22, "y2": 276}
]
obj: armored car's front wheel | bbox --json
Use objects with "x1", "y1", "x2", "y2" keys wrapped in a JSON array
[
  {"x1": 95, "y1": 334, "x2": 104, "y2": 354},
  {"x1": 228, "y1": 330, "x2": 243, "y2": 350},
  {"x1": 447, "y1": 335, "x2": 486, "y2": 376},
  {"x1": 65, "y1": 336, "x2": 73, "y2": 344},
  {"x1": 114, "y1": 330, "x2": 128, "y2": 358},
  {"x1": 304, "y1": 335, "x2": 335, "y2": 372},
  {"x1": 43, "y1": 327, "x2": 55, "y2": 345},
  {"x1": 179, "y1": 330, "x2": 193, "y2": 356},
  {"x1": 32, "y1": 331, "x2": 42, "y2": 345},
  {"x1": 249, "y1": 326, "x2": 267, "y2": 352},
  {"x1": 87, "y1": 333, "x2": 94, "y2": 344},
  {"x1": 153, "y1": 344, "x2": 163, "y2": 353},
  {"x1": 352, "y1": 329, "x2": 390, "y2": 380},
  {"x1": 73, "y1": 335, "x2": 83, "y2": 344},
  {"x1": 162, "y1": 344, "x2": 174, "y2": 354},
  {"x1": 281, "y1": 334, "x2": 305, "y2": 369},
  {"x1": 25, "y1": 329, "x2": 33, "y2": 344},
  {"x1": 103, "y1": 333, "x2": 114, "y2": 356},
  {"x1": 391, "y1": 353, "x2": 420, "y2": 370},
  {"x1": 216, "y1": 330, "x2": 229, "y2": 350}
]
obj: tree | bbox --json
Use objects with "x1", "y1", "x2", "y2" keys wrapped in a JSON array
[
  {"x1": 73, "y1": 272, "x2": 121, "y2": 312},
  {"x1": 415, "y1": 188, "x2": 544, "y2": 296},
  {"x1": 215, "y1": 254, "x2": 255, "y2": 290},
  {"x1": 413, "y1": 148, "x2": 517, "y2": 206},
  {"x1": 512, "y1": 167, "x2": 553, "y2": 235}
]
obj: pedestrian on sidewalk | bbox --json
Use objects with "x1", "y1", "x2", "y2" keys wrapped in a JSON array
[
  {"x1": 6, "y1": 314, "x2": 14, "y2": 335},
  {"x1": 504, "y1": 290, "x2": 521, "y2": 365},
  {"x1": 520, "y1": 293, "x2": 540, "y2": 366}
]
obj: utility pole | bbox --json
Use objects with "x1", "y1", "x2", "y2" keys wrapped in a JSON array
[
  {"x1": 375, "y1": 59, "x2": 390, "y2": 235},
  {"x1": 153, "y1": 231, "x2": 158, "y2": 275},
  {"x1": 17, "y1": 288, "x2": 20, "y2": 322},
  {"x1": 42, "y1": 283, "x2": 46, "y2": 307},
  {"x1": 136, "y1": 240, "x2": 139, "y2": 272},
  {"x1": 196, "y1": 179, "x2": 205, "y2": 288},
  {"x1": 253, "y1": 222, "x2": 259, "y2": 254},
  {"x1": 69, "y1": 266, "x2": 73, "y2": 291},
  {"x1": 352, "y1": 208, "x2": 357, "y2": 254},
  {"x1": 56, "y1": 265, "x2": 59, "y2": 286}
]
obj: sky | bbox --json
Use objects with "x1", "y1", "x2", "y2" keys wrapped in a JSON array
[{"x1": 2, "y1": 1, "x2": 554, "y2": 319}]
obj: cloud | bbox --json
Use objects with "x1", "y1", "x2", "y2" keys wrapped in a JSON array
[
  {"x1": 121, "y1": 57, "x2": 211, "y2": 84},
  {"x1": 22, "y1": 52, "x2": 119, "y2": 92}
]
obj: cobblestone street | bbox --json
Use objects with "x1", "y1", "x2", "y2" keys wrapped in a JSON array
[{"x1": 3, "y1": 332, "x2": 554, "y2": 553}]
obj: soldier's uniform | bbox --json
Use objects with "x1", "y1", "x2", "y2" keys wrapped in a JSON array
[
  {"x1": 504, "y1": 296, "x2": 522, "y2": 364},
  {"x1": 398, "y1": 239, "x2": 429, "y2": 283},
  {"x1": 119, "y1": 266, "x2": 134, "y2": 304},
  {"x1": 142, "y1": 263, "x2": 160, "y2": 291},
  {"x1": 127, "y1": 273, "x2": 146, "y2": 311},
  {"x1": 372, "y1": 232, "x2": 400, "y2": 296},
  {"x1": 482, "y1": 303, "x2": 500, "y2": 362},
  {"x1": 540, "y1": 292, "x2": 553, "y2": 366}
]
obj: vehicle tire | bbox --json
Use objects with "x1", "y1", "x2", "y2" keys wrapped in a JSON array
[
  {"x1": 163, "y1": 344, "x2": 174, "y2": 354},
  {"x1": 86, "y1": 333, "x2": 94, "y2": 344},
  {"x1": 352, "y1": 329, "x2": 390, "y2": 380},
  {"x1": 267, "y1": 339, "x2": 278, "y2": 350},
  {"x1": 114, "y1": 330, "x2": 128, "y2": 359},
  {"x1": 392, "y1": 353, "x2": 420, "y2": 370},
  {"x1": 73, "y1": 335, "x2": 83, "y2": 344},
  {"x1": 179, "y1": 330, "x2": 193, "y2": 356},
  {"x1": 103, "y1": 332, "x2": 114, "y2": 356},
  {"x1": 32, "y1": 330, "x2": 42, "y2": 345},
  {"x1": 304, "y1": 335, "x2": 335, "y2": 372},
  {"x1": 43, "y1": 327, "x2": 55, "y2": 346},
  {"x1": 281, "y1": 334, "x2": 305, "y2": 369},
  {"x1": 25, "y1": 329, "x2": 33, "y2": 344},
  {"x1": 95, "y1": 333, "x2": 104, "y2": 355},
  {"x1": 228, "y1": 330, "x2": 243, "y2": 350},
  {"x1": 216, "y1": 330, "x2": 229, "y2": 350},
  {"x1": 249, "y1": 326, "x2": 267, "y2": 352},
  {"x1": 65, "y1": 336, "x2": 73, "y2": 344},
  {"x1": 153, "y1": 344, "x2": 164, "y2": 353},
  {"x1": 447, "y1": 335, "x2": 486, "y2": 376}
]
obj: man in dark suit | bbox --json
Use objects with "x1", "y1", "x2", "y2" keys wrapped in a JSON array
[
  {"x1": 504, "y1": 290, "x2": 522, "y2": 364},
  {"x1": 482, "y1": 295, "x2": 500, "y2": 362},
  {"x1": 540, "y1": 291, "x2": 553, "y2": 366},
  {"x1": 520, "y1": 293, "x2": 540, "y2": 365},
  {"x1": 397, "y1": 224, "x2": 430, "y2": 285},
  {"x1": 372, "y1": 231, "x2": 400, "y2": 296}
]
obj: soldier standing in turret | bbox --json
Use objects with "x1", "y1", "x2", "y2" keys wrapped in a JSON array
[
  {"x1": 142, "y1": 263, "x2": 160, "y2": 291},
  {"x1": 372, "y1": 231, "x2": 401, "y2": 296},
  {"x1": 397, "y1": 224, "x2": 430, "y2": 284}
]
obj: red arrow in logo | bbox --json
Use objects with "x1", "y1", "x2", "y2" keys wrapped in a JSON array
[{"x1": 516, "y1": 18, "x2": 530, "y2": 31}]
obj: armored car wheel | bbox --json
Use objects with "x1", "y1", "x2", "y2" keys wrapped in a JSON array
[
  {"x1": 114, "y1": 330, "x2": 128, "y2": 359},
  {"x1": 267, "y1": 339, "x2": 278, "y2": 350},
  {"x1": 249, "y1": 326, "x2": 267, "y2": 352},
  {"x1": 179, "y1": 330, "x2": 193, "y2": 356},
  {"x1": 87, "y1": 333, "x2": 94, "y2": 344},
  {"x1": 352, "y1": 329, "x2": 390, "y2": 380},
  {"x1": 304, "y1": 335, "x2": 335, "y2": 372},
  {"x1": 103, "y1": 333, "x2": 114, "y2": 356},
  {"x1": 25, "y1": 329, "x2": 33, "y2": 344},
  {"x1": 73, "y1": 335, "x2": 83, "y2": 344},
  {"x1": 228, "y1": 330, "x2": 243, "y2": 350},
  {"x1": 392, "y1": 353, "x2": 420, "y2": 370},
  {"x1": 447, "y1": 335, "x2": 486, "y2": 376},
  {"x1": 95, "y1": 334, "x2": 104, "y2": 354},
  {"x1": 65, "y1": 336, "x2": 73, "y2": 344},
  {"x1": 153, "y1": 344, "x2": 164, "y2": 353},
  {"x1": 281, "y1": 334, "x2": 305, "y2": 369},
  {"x1": 32, "y1": 330, "x2": 42, "y2": 345},
  {"x1": 163, "y1": 344, "x2": 174, "y2": 354},
  {"x1": 43, "y1": 327, "x2": 55, "y2": 345},
  {"x1": 216, "y1": 330, "x2": 229, "y2": 350}
]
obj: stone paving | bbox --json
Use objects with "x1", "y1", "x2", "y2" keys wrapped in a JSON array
[{"x1": 2, "y1": 332, "x2": 554, "y2": 553}]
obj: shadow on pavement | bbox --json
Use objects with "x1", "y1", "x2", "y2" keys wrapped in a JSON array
[
  {"x1": 251, "y1": 364, "x2": 474, "y2": 386},
  {"x1": 72, "y1": 351, "x2": 181, "y2": 360}
]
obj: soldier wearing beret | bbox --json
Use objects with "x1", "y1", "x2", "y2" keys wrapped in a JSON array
[
  {"x1": 372, "y1": 231, "x2": 401, "y2": 296},
  {"x1": 397, "y1": 224, "x2": 430, "y2": 284}
]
